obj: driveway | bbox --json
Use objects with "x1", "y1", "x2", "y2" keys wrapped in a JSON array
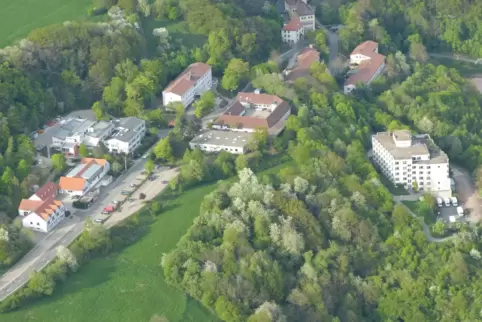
[{"x1": 452, "y1": 166, "x2": 482, "y2": 223}]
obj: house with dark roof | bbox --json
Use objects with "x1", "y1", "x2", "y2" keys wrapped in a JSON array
[
  {"x1": 162, "y1": 62, "x2": 212, "y2": 108},
  {"x1": 18, "y1": 182, "x2": 66, "y2": 233},
  {"x1": 344, "y1": 41, "x2": 386, "y2": 94},
  {"x1": 212, "y1": 93, "x2": 291, "y2": 136}
]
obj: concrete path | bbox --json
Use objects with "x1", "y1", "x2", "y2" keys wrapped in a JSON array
[
  {"x1": 395, "y1": 200, "x2": 455, "y2": 243},
  {"x1": 428, "y1": 52, "x2": 482, "y2": 64}
]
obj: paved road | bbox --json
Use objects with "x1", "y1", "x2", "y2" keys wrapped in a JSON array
[
  {"x1": 0, "y1": 139, "x2": 173, "y2": 301},
  {"x1": 428, "y1": 52, "x2": 482, "y2": 64},
  {"x1": 316, "y1": 20, "x2": 341, "y2": 75}
]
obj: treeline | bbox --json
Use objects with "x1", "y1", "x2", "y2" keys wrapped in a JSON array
[
  {"x1": 321, "y1": 0, "x2": 482, "y2": 59},
  {"x1": 162, "y1": 61, "x2": 482, "y2": 321},
  {"x1": 0, "y1": 215, "x2": 151, "y2": 312},
  {"x1": 0, "y1": 225, "x2": 33, "y2": 269}
]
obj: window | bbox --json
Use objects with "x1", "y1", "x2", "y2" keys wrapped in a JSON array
[
  {"x1": 30, "y1": 222, "x2": 33, "y2": 225},
  {"x1": 37, "y1": 222, "x2": 39, "y2": 226},
  {"x1": 419, "y1": 166, "x2": 423, "y2": 169},
  {"x1": 395, "y1": 161, "x2": 399, "y2": 165},
  {"x1": 403, "y1": 161, "x2": 407, "y2": 164}
]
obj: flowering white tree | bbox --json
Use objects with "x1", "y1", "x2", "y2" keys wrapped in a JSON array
[
  {"x1": 0, "y1": 227, "x2": 9, "y2": 241},
  {"x1": 253, "y1": 301, "x2": 287, "y2": 322},
  {"x1": 293, "y1": 176, "x2": 309, "y2": 194},
  {"x1": 56, "y1": 245, "x2": 79, "y2": 272}
]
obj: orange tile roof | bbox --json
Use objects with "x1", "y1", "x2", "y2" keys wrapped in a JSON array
[
  {"x1": 283, "y1": 18, "x2": 303, "y2": 31},
  {"x1": 19, "y1": 199, "x2": 42, "y2": 211},
  {"x1": 35, "y1": 197, "x2": 63, "y2": 220},
  {"x1": 59, "y1": 176, "x2": 86, "y2": 191},
  {"x1": 81, "y1": 158, "x2": 108, "y2": 167},
  {"x1": 164, "y1": 63, "x2": 211, "y2": 96},
  {"x1": 345, "y1": 52, "x2": 385, "y2": 86},
  {"x1": 297, "y1": 47, "x2": 320, "y2": 68}
]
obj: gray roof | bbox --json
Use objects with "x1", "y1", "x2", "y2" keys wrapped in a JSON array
[
  {"x1": 66, "y1": 164, "x2": 85, "y2": 177},
  {"x1": 293, "y1": 1, "x2": 314, "y2": 16},
  {"x1": 67, "y1": 109, "x2": 97, "y2": 121},
  {"x1": 112, "y1": 130, "x2": 138, "y2": 142},
  {"x1": 88, "y1": 121, "x2": 114, "y2": 138},
  {"x1": 117, "y1": 117, "x2": 144, "y2": 130},
  {"x1": 190, "y1": 130, "x2": 253, "y2": 148},
  {"x1": 81, "y1": 164, "x2": 102, "y2": 180},
  {"x1": 373, "y1": 132, "x2": 449, "y2": 163}
]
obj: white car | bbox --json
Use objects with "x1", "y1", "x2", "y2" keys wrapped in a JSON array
[
  {"x1": 443, "y1": 198, "x2": 451, "y2": 207},
  {"x1": 457, "y1": 206, "x2": 464, "y2": 216},
  {"x1": 451, "y1": 197, "x2": 458, "y2": 206},
  {"x1": 436, "y1": 197, "x2": 443, "y2": 207}
]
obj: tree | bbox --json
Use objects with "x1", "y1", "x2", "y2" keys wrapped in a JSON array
[
  {"x1": 112, "y1": 161, "x2": 123, "y2": 174},
  {"x1": 28, "y1": 271, "x2": 55, "y2": 295},
  {"x1": 51, "y1": 154, "x2": 67, "y2": 173},
  {"x1": 222, "y1": 58, "x2": 249, "y2": 92},
  {"x1": 235, "y1": 154, "x2": 249, "y2": 172},
  {"x1": 145, "y1": 158, "x2": 155, "y2": 174},
  {"x1": 78, "y1": 144, "x2": 89, "y2": 157},
  {"x1": 154, "y1": 137, "x2": 174, "y2": 162},
  {"x1": 248, "y1": 127, "x2": 268, "y2": 151},
  {"x1": 194, "y1": 91, "x2": 216, "y2": 118},
  {"x1": 56, "y1": 245, "x2": 79, "y2": 272}
]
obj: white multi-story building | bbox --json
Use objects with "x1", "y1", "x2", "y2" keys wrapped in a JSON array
[
  {"x1": 18, "y1": 182, "x2": 66, "y2": 233},
  {"x1": 372, "y1": 130, "x2": 451, "y2": 197},
  {"x1": 105, "y1": 117, "x2": 146, "y2": 154},
  {"x1": 162, "y1": 62, "x2": 212, "y2": 108},
  {"x1": 282, "y1": 18, "x2": 304, "y2": 45}
]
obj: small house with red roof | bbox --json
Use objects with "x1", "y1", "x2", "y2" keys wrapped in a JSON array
[
  {"x1": 18, "y1": 182, "x2": 66, "y2": 232},
  {"x1": 282, "y1": 18, "x2": 304, "y2": 45}
]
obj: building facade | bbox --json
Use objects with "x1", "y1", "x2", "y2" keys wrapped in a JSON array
[
  {"x1": 344, "y1": 41, "x2": 386, "y2": 94},
  {"x1": 59, "y1": 158, "x2": 110, "y2": 196},
  {"x1": 18, "y1": 182, "x2": 66, "y2": 233},
  {"x1": 372, "y1": 130, "x2": 451, "y2": 196},
  {"x1": 282, "y1": 19, "x2": 304, "y2": 44},
  {"x1": 284, "y1": 0, "x2": 315, "y2": 31},
  {"x1": 105, "y1": 117, "x2": 146, "y2": 154},
  {"x1": 162, "y1": 62, "x2": 212, "y2": 108}
]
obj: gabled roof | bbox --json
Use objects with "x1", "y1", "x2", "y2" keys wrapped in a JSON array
[
  {"x1": 163, "y1": 62, "x2": 211, "y2": 96},
  {"x1": 297, "y1": 47, "x2": 320, "y2": 68},
  {"x1": 350, "y1": 40, "x2": 378, "y2": 57},
  {"x1": 345, "y1": 53, "x2": 385, "y2": 86},
  {"x1": 81, "y1": 158, "x2": 108, "y2": 167},
  {"x1": 59, "y1": 177, "x2": 86, "y2": 192},
  {"x1": 19, "y1": 199, "x2": 42, "y2": 212},
  {"x1": 283, "y1": 18, "x2": 303, "y2": 32}
]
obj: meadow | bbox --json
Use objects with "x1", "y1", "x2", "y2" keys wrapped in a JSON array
[
  {"x1": 1, "y1": 184, "x2": 219, "y2": 322},
  {"x1": 0, "y1": 0, "x2": 93, "y2": 48}
]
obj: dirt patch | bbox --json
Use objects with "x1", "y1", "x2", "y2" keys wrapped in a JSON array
[
  {"x1": 470, "y1": 77, "x2": 482, "y2": 92},
  {"x1": 452, "y1": 167, "x2": 482, "y2": 224}
]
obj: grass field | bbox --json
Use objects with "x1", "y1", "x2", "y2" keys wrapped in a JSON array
[
  {"x1": 1, "y1": 184, "x2": 219, "y2": 322},
  {"x1": 0, "y1": 0, "x2": 93, "y2": 48},
  {"x1": 1, "y1": 161, "x2": 290, "y2": 322}
]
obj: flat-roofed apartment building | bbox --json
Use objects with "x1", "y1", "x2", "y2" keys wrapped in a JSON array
[
  {"x1": 162, "y1": 62, "x2": 212, "y2": 108},
  {"x1": 372, "y1": 130, "x2": 452, "y2": 197}
]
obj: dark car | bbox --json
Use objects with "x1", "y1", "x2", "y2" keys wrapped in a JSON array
[
  {"x1": 148, "y1": 175, "x2": 156, "y2": 181},
  {"x1": 161, "y1": 180, "x2": 168, "y2": 184}
]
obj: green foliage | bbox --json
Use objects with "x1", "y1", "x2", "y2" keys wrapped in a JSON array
[
  {"x1": 51, "y1": 153, "x2": 67, "y2": 173},
  {"x1": 153, "y1": 136, "x2": 174, "y2": 162},
  {"x1": 221, "y1": 58, "x2": 249, "y2": 92},
  {"x1": 194, "y1": 91, "x2": 216, "y2": 118}
]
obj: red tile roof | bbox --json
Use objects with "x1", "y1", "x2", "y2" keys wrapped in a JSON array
[
  {"x1": 283, "y1": 19, "x2": 303, "y2": 32},
  {"x1": 163, "y1": 63, "x2": 211, "y2": 96},
  {"x1": 34, "y1": 182, "x2": 58, "y2": 200},
  {"x1": 19, "y1": 199, "x2": 42, "y2": 212},
  {"x1": 350, "y1": 40, "x2": 378, "y2": 57},
  {"x1": 81, "y1": 158, "x2": 108, "y2": 167},
  {"x1": 236, "y1": 93, "x2": 283, "y2": 106},
  {"x1": 345, "y1": 53, "x2": 385, "y2": 86},
  {"x1": 297, "y1": 47, "x2": 320, "y2": 68}
]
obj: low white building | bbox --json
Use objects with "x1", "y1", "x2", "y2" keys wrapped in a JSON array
[
  {"x1": 372, "y1": 130, "x2": 451, "y2": 197},
  {"x1": 105, "y1": 117, "x2": 146, "y2": 154},
  {"x1": 59, "y1": 158, "x2": 110, "y2": 196},
  {"x1": 18, "y1": 182, "x2": 66, "y2": 233},
  {"x1": 190, "y1": 130, "x2": 253, "y2": 154},
  {"x1": 162, "y1": 62, "x2": 212, "y2": 108},
  {"x1": 282, "y1": 18, "x2": 304, "y2": 45}
]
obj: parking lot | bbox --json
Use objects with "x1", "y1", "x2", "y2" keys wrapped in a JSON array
[{"x1": 437, "y1": 205, "x2": 466, "y2": 224}]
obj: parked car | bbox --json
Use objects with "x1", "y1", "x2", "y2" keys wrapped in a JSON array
[
  {"x1": 94, "y1": 218, "x2": 105, "y2": 224},
  {"x1": 121, "y1": 190, "x2": 130, "y2": 195},
  {"x1": 436, "y1": 197, "x2": 443, "y2": 207},
  {"x1": 161, "y1": 180, "x2": 168, "y2": 184},
  {"x1": 129, "y1": 183, "x2": 138, "y2": 188},
  {"x1": 451, "y1": 197, "x2": 458, "y2": 206},
  {"x1": 148, "y1": 175, "x2": 156, "y2": 181},
  {"x1": 112, "y1": 200, "x2": 119, "y2": 204},
  {"x1": 443, "y1": 198, "x2": 451, "y2": 207}
]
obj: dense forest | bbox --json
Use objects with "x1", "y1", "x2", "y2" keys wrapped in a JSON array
[
  {"x1": 321, "y1": 0, "x2": 482, "y2": 59},
  {"x1": 163, "y1": 61, "x2": 482, "y2": 321}
]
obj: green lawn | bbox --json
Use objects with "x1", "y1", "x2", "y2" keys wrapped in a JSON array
[
  {"x1": 2, "y1": 184, "x2": 219, "y2": 322},
  {"x1": 2, "y1": 161, "x2": 291, "y2": 322},
  {"x1": 378, "y1": 173, "x2": 409, "y2": 196},
  {"x1": 0, "y1": 0, "x2": 94, "y2": 48}
]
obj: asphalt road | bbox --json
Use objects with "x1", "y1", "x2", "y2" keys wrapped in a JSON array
[{"x1": 0, "y1": 150, "x2": 175, "y2": 301}]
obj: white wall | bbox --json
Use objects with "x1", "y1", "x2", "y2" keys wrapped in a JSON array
[
  {"x1": 162, "y1": 68, "x2": 212, "y2": 109},
  {"x1": 344, "y1": 84, "x2": 356, "y2": 94},
  {"x1": 349, "y1": 54, "x2": 372, "y2": 64},
  {"x1": 22, "y1": 204, "x2": 65, "y2": 233},
  {"x1": 190, "y1": 143, "x2": 246, "y2": 154}
]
